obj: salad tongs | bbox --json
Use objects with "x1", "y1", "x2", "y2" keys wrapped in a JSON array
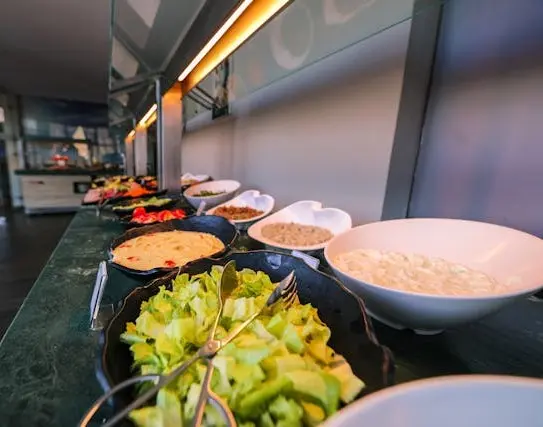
[{"x1": 79, "y1": 262, "x2": 298, "y2": 427}]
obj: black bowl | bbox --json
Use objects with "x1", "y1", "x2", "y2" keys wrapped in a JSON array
[
  {"x1": 98, "y1": 251, "x2": 395, "y2": 416},
  {"x1": 108, "y1": 216, "x2": 239, "y2": 276},
  {"x1": 82, "y1": 189, "x2": 169, "y2": 207},
  {"x1": 108, "y1": 196, "x2": 177, "y2": 217},
  {"x1": 104, "y1": 189, "x2": 168, "y2": 207}
]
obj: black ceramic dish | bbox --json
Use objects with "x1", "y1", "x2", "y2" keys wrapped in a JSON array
[
  {"x1": 108, "y1": 216, "x2": 239, "y2": 276},
  {"x1": 108, "y1": 196, "x2": 177, "y2": 217},
  {"x1": 82, "y1": 189, "x2": 168, "y2": 207},
  {"x1": 98, "y1": 250, "x2": 395, "y2": 419}
]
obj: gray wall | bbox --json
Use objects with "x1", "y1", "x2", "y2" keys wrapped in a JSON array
[
  {"x1": 181, "y1": 19, "x2": 413, "y2": 224},
  {"x1": 410, "y1": 0, "x2": 543, "y2": 236}
]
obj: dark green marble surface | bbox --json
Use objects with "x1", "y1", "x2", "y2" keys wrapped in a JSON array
[
  {"x1": 0, "y1": 209, "x2": 542, "y2": 426},
  {"x1": 0, "y1": 209, "x2": 141, "y2": 427}
]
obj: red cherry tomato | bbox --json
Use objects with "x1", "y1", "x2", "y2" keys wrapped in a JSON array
[
  {"x1": 133, "y1": 207, "x2": 146, "y2": 217},
  {"x1": 158, "y1": 211, "x2": 170, "y2": 222},
  {"x1": 172, "y1": 209, "x2": 186, "y2": 219}
]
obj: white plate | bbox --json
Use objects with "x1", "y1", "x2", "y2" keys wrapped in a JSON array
[
  {"x1": 248, "y1": 200, "x2": 352, "y2": 252},
  {"x1": 206, "y1": 190, "x2": 275, "y2": 224},
  {"x1": 323, "y1": 375, "x2": 543, "y2": 427},
  {"x1": 180, "y1": 173, "x2": 209, "y2": 186},
  {"x1": 183, "y1": 179, "x2": 240, "y2": 209}
]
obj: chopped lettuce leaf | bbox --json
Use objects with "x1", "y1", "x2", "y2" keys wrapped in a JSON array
[
  {"x1": 124, "y1": 267, "x2": 365, "y2": 426},
  {"x1": 156, "y1": 388, "x2": 183, "y2": 427}
]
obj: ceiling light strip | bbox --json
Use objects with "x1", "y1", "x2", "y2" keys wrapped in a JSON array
[
  {"x1": 138, "y1": 103, "x2": 157, "y2": 127},
  {"x1": 180, "y1": 0, "x2": 290, "y2": 93},
  {"x1": 177, "y1": 0, "x2": 254, "y2": 82}
]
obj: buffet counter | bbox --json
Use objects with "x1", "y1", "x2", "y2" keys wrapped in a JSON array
[
  {"x1": 15, "y1": 169, "x2": 120, "y2": 214},
  {"x1": 0, "y1": 209, "x2": 542, "y2": 426}
]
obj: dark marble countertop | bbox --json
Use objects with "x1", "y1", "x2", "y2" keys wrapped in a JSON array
[{"x1": 0, "y1": 209, "x2": 542, "y2": 426}]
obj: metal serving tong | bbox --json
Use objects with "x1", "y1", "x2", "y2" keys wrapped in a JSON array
[{"x1": 79, "y1": 262, "x2": 298, "y2": 427}]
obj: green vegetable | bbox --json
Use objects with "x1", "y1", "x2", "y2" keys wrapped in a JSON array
[
  {"x1": 113, "y1": 197, "x2": 171, "y2": 211},
  {"x1": 193, "y1": 190, "x2": 226, "y2": 197},
  {"x1": 122, "y1": 266, "x2": 364, "y2": 426}
]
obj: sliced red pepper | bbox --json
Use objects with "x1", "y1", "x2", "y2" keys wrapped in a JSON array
[
  {"x1": 157, "y1": 211, "x2": 171, "y2": 222},
  {"x1": 164, "y1": 260, "x2": 176, "y2": 267},
  {"x1": 162, "y1": 212, "x2": 175, "y2": 221},
  {"x1": 133, "y1": 207, "x2": 146, "y2": 217},
  {"x1": 172, "y1": 209, "x2": 186, "y2": 219}
]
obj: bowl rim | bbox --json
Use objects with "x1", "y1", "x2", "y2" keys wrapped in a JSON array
[
  {"x1": 324, "y1": 218, "x2": 543, "y2": 301},
  {"x1": 183, "y1": 179, "x2": 241, "y2": 198},
  {"x1": 248, "y1": 200, "x2": 352, "y2": 251},
  {"x1": 206, "y1": 190, "x2": 275, "y2": 224},
  {"x1": 322, "y1": 374, "x2": 543, "y2": 427}
]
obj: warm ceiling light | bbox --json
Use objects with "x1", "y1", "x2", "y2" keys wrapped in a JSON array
[
  {"x1": 177, "y1": 0, "x2": 254, "y2": 81},
  {"x1": 181, "y1": 0, "x2": 290, "y2": 92},
  {"x1": 126, "y1": 130, "x2": 135, "y2": 140},
  {"x1": 138, "y1": 104, "x2": 157, "y2": 127}
]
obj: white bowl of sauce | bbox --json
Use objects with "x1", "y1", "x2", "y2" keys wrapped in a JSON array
[{"x1": 325, "y1": 218, "x2": 543, "y2": 333}]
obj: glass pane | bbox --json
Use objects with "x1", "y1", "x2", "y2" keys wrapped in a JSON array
[
  {"x1": 184, "y1": 0, "x2": 447, "y2": 110},
  {"x1": 111, "y1": 0, "x2": 205, "y2": 73}
]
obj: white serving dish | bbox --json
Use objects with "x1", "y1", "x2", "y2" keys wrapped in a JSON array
[
  {"x1": 325, "y1": 218, "x2": 543, "y2": 334},
  {"x1": 206, "y1": 190, "x2": 275, "y2": 228},
  {"x1": 183, "y1": 179, "x2": 240, "y2": 210},
  {"x1": 323, "y1": 375, "x2": 543, "y2": 427},
  {"x1": 248, "y1": 200, "x2": 352, "y2": 252},
  {"x1": 180, "y1": 173, "x2": 209, "y2": 187}
]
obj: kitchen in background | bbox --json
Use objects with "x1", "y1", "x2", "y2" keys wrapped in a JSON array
[{"x1": 10, "y1": 96, "x2": 122, "y2": 213}]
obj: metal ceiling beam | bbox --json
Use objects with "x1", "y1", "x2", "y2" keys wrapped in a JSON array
[
  {"x1": 109, "y1": 71, "x2": 160, "y2": 95},
  {"x1": 162, "y1": 0, "x2": 241, "y2": 95}
]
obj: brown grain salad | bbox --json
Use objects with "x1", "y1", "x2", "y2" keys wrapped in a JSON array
[{"x1": 261, "y1": 222, "x2": 333, "y2": 246}]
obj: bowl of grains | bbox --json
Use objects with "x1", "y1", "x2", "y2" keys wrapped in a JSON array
[
  {"x1": 248, "y1": 200, "x2": 352, "y2": 252},
  {"x1": 207, "y1": 190, "x2": 275, "y2": 229}
]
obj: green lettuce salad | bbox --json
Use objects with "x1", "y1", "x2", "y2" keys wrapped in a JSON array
[{"x1": 120, "y1": 266, "x2": 365, "y2": 426}]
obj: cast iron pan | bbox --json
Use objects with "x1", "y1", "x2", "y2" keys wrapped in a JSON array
[{"x1": 108, "y1": 216, "x2": 238, "y2": 276}]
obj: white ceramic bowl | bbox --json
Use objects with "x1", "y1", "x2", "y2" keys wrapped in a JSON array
[
  {"x1": 323, "y1": 375, "x2": 543, "y2": 427},
  {"x1": 206, "y1": 190, "x2": 275, "y2": 228},
  {"x1": 325, "y1": 218, "x2": 543, "y2": 334},
  {"x1": 183, "y1": 180, "x2": 240, "y2": 209},
  {"x1": 248, "y1": 200, "x2": 352, "y2": 252},
  {"x1": 180, "y1": 173, "x2": 209, "y2": 187}
]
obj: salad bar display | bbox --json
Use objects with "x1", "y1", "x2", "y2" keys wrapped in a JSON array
[
  {"x1": 83, "y1": 176, "x2": 163, "y2": 205},
  {"x1": 0, "y1": 174, "x2": 542, "y2": 427}
]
